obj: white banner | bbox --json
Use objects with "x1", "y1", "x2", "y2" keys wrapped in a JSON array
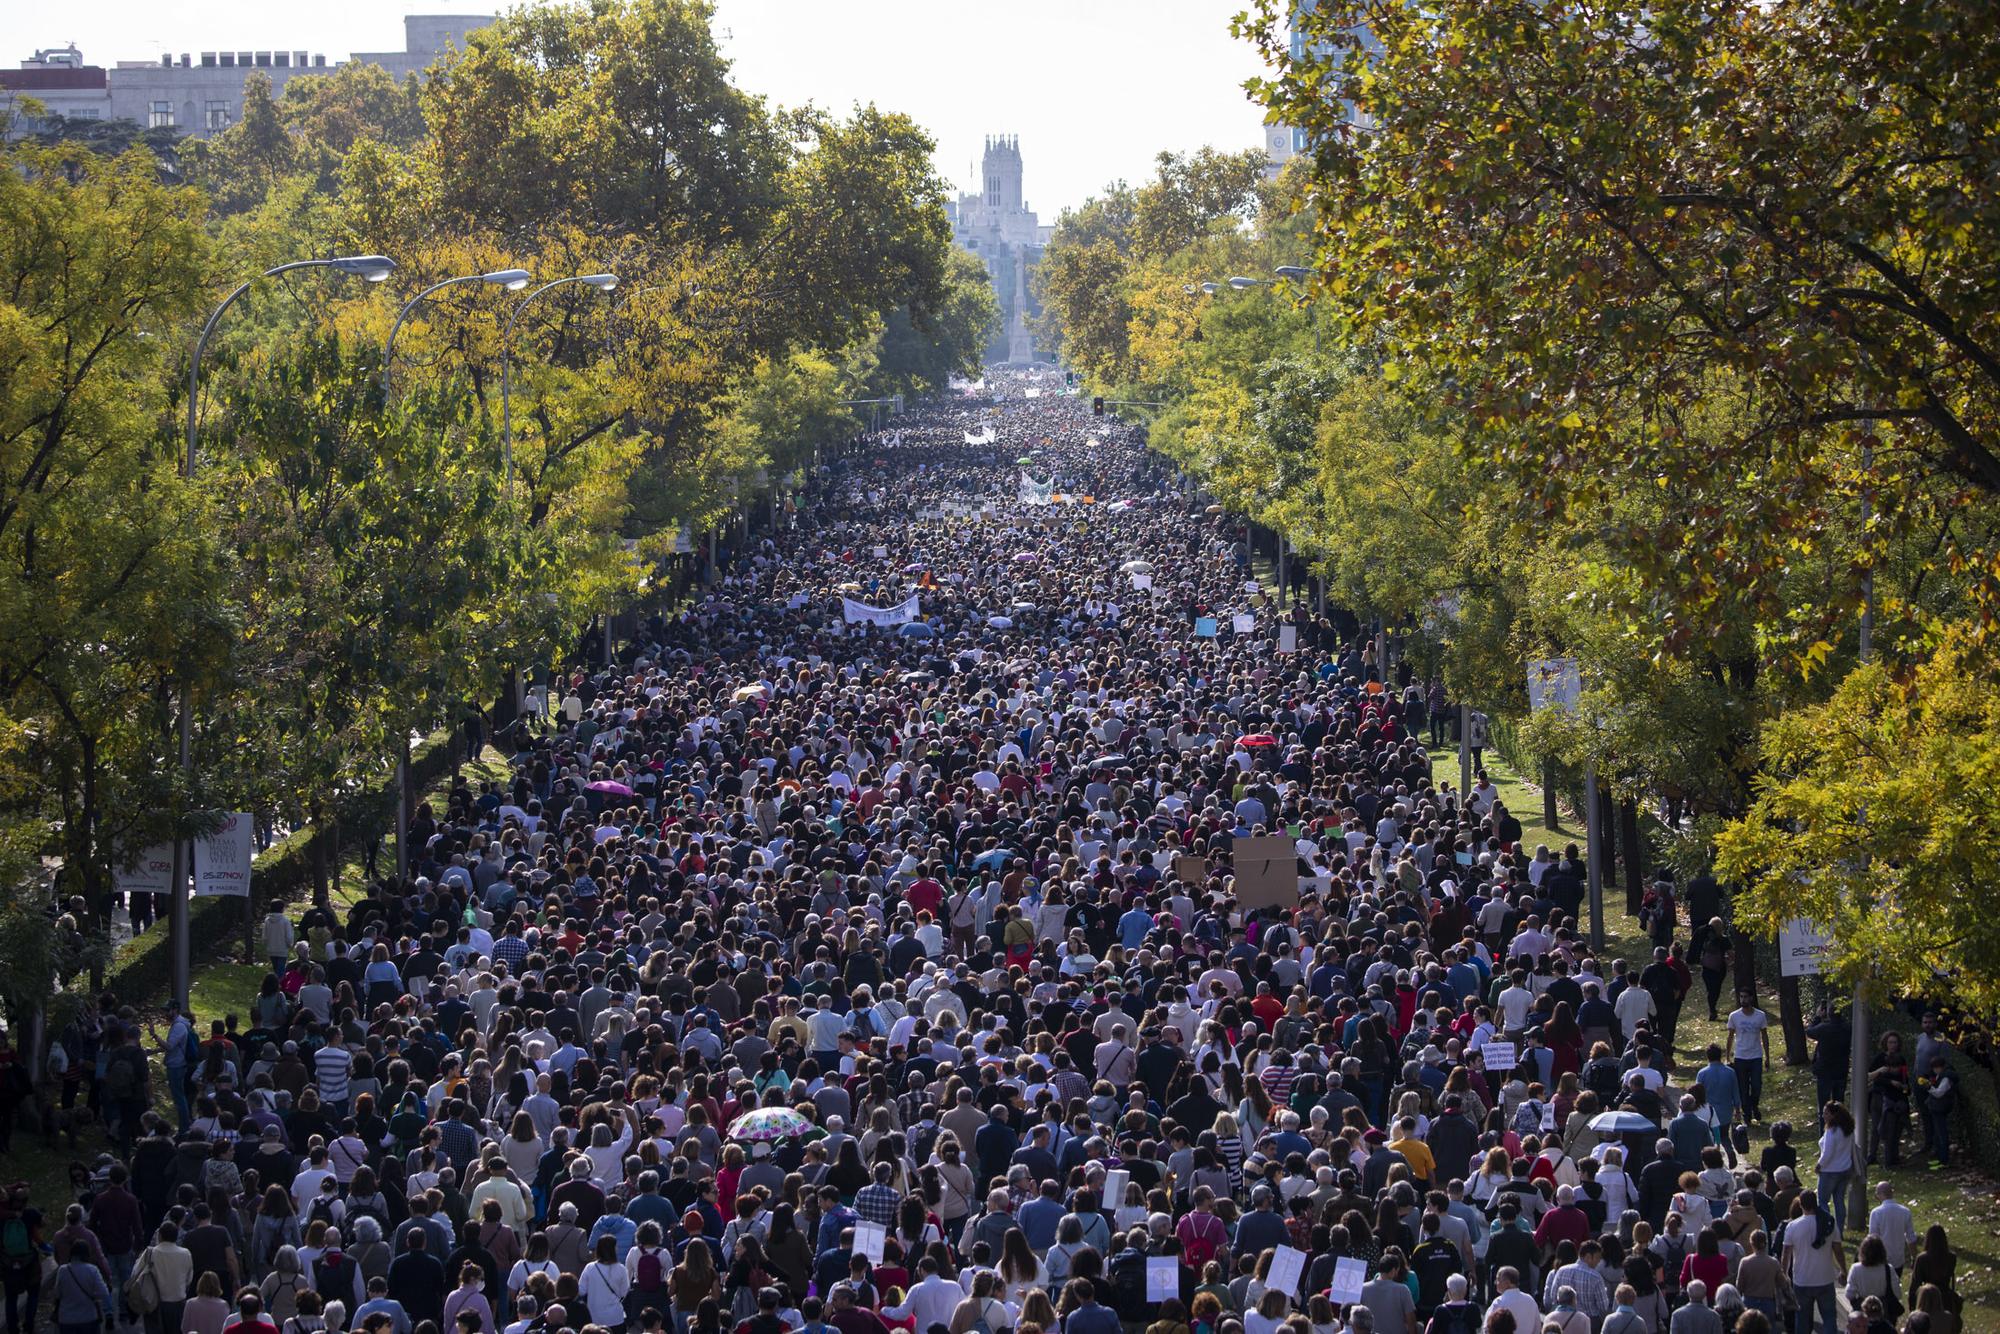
[
  {"x1": 841, "y1": 594, "x2": 920, "y2": 627},
  {"x1": 192, "y1": 812, "x2": 254, "y2": 897},
  {"x1": 1780, "y1": 919, "x2": 1833, "y2": 976},
  {"x1": 1019, "y1": 471, "x2": 1055, "y2": 505},
  {"x1": 962, "y1": 427, "x2": 997, "y2": 445},
  {"x1": 114, "y1": 844, "x2": 174, "y2": 896}
]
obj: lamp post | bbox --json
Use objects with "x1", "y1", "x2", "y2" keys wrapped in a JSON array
[
  {"x1": 175, "y1": 253, "x2": 396, "y2": 1013},
  {"x1": 1273, "y1": 265, "x2": 1320, "y2": 353},
  {"x1": 382, "y1": 268, "x2": 533, "y2": 391},
  {"x1": 500, "y1": 273, "x2": 619, "y2": 500},
  {"x1": 379, "y1": 267, "x2": 529, "y2": 880}
]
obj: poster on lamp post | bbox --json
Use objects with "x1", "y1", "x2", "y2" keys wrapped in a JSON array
[{"x1": 191, "y1": 812, "x2": 254, "y2": 897}]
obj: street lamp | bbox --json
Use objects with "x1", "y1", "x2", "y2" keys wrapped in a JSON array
[
  {"x1": 382, "y1": 268, "x2": 533, "y2": 391},
  {"x1": 1200, "y1": 281, "x2": 1222, "y2": 295},
  {"x1": 1227, "y1": 275, "x2": 1273, "y2": 291},
  {"x1": 1274, "y1": 265, "x2": 1311, "y2": 283},
  {"x1": 175, "y1": 252, "x2": 397, "y2": 1013},
  {"x1": 500, "y1": 273, "x2": 619, "y2": 499}
]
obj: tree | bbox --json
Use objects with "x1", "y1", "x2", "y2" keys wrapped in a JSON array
[
  {"x1": 870, "y1": 247, "x2": 999, "y2": 399},
  {"x1": 1130, "y1": 147, "x2": 1266, "y2": 261},
  {"x1": 1237, "y1": 0, "x2": 2000, "y2": 657},
  {"x1": 421, "y1": 0, "x2": 786, "y2": 238},
  {"x1": 0, "y1": 141, "x2": 220, "y2": 991},
  {"x1": 189, "y1": 72, "x2": 295, "y2": 214},
  {"x1": 1716, "y1": 631, "x2": 2000, "y2": 1011}
]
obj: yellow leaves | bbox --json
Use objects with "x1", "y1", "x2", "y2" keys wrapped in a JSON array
[{"x1": 1559, "y1": 411, "x2": 1584, "y2": 428}]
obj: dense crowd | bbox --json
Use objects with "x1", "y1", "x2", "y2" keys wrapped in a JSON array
[{"x1": 0, "y1": 380, "x2": 1974, "y2": 1334}]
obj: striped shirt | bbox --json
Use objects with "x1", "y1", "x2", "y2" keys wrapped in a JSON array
[{"x1": 314, "y1": 1044, "x2": 352, "y2": 1105}]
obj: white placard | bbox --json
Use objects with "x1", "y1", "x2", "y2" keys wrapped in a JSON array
[
  {"x1": 1232, "y1": 613, "x2": 1255, "y2": 635},
  {"x1": 1330, "y1": 1256, "x2": 1368, "y2": 1304},
  {"x1": 114, "y1": 844, "x2": 174, "y2": 896},
  {"x1": 192, "y1": 812, "x2": 254, "y2": 897},
  {"x1": 1527, "y1": 656, "x2": 1583, "y2": 714},
  {"x1": 1101, "y1": 1169, "x2": 1129, "y2": 1207},
  {"x1": 1780, "y1": 919, "x2": 1833, "y2": 977},
  {"x1": 1278, "y1": 625, "x2": 1298, "y2": 654},
  {"x1": 854, "y1": 1220, "x2": 886, "y2": 1263},
  {"x1": 1146, "y1": 1256, "x2": 1179, "y2": 1301},
  {"x1": 1482, "y1": 1041, "x2": 1518, "y2": 1071},
  {"x1": 1268, "y1": 1245, "x2": 1306, "y2": 1296},
  {"x1": 1130, "y1": 573, "x2": 1152, "y2": 591},
  {"x1": 872, "y1": 545, "x2": 889, "y2": 559}
]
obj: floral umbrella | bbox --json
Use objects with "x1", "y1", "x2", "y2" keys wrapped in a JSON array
[{"x1": 728, "y1": 1107, "x2": 813, "y2": 1142}]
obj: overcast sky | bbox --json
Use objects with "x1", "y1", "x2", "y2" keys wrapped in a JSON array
[{"x1": 1, "y1": 0, "x2": 1275, "y2": 218}]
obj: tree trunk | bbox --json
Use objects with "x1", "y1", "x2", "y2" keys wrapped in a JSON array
[
  {"x1": 309, "y1": 810, "x2": 330, "y2": 909},
  {"x1": 1542, "y1": 758, "x2": 1560, "y2": 831},
  {"x1": 1620, "y1": 799, "x2": 1644, "y2": 915},
  {"x1": 1778, "y1": 971, "x2": 1810, "y2": 1065}
]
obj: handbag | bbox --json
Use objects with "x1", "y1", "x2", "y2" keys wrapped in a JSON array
[{"x1": 124, "y1": 1251, "x2": 162, "y2": 1316}]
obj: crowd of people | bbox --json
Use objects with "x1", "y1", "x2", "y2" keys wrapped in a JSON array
[{"x1": 0, "y1": 378, "x2": 1976, "y2": 1334}]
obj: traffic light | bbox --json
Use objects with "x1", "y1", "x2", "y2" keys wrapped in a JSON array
[{"x1": 1092, "y1": 396, "x2": 1104, "y2": 416}]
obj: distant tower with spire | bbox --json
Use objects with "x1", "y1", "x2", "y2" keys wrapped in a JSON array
[{"x1": 946, "y1": 134, "x2": 1050, "y2": 366}]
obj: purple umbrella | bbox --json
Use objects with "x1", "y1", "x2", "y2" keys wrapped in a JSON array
[{"x1": 587, "y1": 779, "x2": 634, "y2": 796}]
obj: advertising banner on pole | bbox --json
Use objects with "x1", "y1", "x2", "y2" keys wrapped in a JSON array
[
  {"x1": 192, "y1": 812, "x2": 254, "y2": 897},
  {"x1": 114, "y1": 845, "x2": 175, "y2": 897},
  {"x1": 1780, "y1": 919, "x2": 1834, "y2": 976}
]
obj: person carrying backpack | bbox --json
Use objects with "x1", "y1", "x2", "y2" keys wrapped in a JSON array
[
  {"x1": 1, "y1": 1187, "x2": 47, "y2": 1334},
  {"x1": 626, "y1": 1223, "x2": 671, "y2": 1320}
]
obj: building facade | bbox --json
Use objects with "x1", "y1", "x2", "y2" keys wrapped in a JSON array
[
  {"x1": 1262, "y1": 0, "x2": 1375, "y2": 179},
  {"x1": 1, "y1": 15, "x2": 492, "y2": 138},
  {"x1": 946, "y1": 135, "x2": 1053, "y2": 367}
]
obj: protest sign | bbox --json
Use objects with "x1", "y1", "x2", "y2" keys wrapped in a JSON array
[
  {"x1": 1331, "y1": 1257, "x2": 1368, "y2": 1304},
  {"x1": 1278, "y1": 625, "x2": 1298, "y2": 653},
  {"x1": 1232, "y1": 612, "x2": 1255, "y2": 635},
  {"x1": 841, "y1": 594, "x2": 920, "y2": 627},
  {"x1": 1482, "y1": 1041, "x2": 1518, "y2": 1071},
  {"x1": 1173, "y1": 853, "x2": 1207, "y2": 886},
  {"x1": 855, "y1": 1221, "x2": 886, "y2": 1263},
  {"x1": 1194, "y1": 617, "x2": 1218, "y2": 638},
  {"x1": 1268, "y1": 1246, "x2": 1306, "y2": 1296},
  {"x1": 1102, "y1": 1169, "x2": 1128, "y2": 1208},
  {"x1": 1232, "y1": 834, "x2": 1299, "y2": 910},
  {"x1": 1146, "y1": 1257, "x2": 1180, "y2": 1301}
]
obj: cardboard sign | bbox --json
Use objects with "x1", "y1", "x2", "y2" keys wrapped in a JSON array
[
  {"x1": 1146, "y1": 1256, "x2": 1180, "y2": 1301},
  {"x1": 1232, "y1": 613, "x2": 1255, "y2": 635},
  {"x1": 1330, "y1": 1256, "x2": 1368, "y2": 1304},
  {"x1": 1231, "y1": 835, "x2": 1300, "y2": 910},
  {"x1": 854, "y1": 1221, "x2": 886, "y2": 1263},
  {"x1": 1268, "y1": 1245, "x2": 1306, "y2": 1296},
  {"x1": 1278, "y1": 625, "x2": 1298, "y2": 653},
  {"x1": 1482, "y1": 1041, "x2": 1518, "y2": 1071},
  {"x1": 1194, "y1": 617, "x2": 1218, "y2": 638},
  {"x1": 1173, "y1": 854, "x2": 1208, "y2": 886}
]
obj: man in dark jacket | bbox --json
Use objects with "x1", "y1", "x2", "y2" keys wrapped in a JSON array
[
  {"x1": 386, "y1": 1228, "x2": 446, "y2": 1328},
  {"x1": 1424, "y1": 1098, "x2": 1480, "y2": 1187},
  {"x1": 1639, "y1": 1138, "x2": 1682, "y2": 1230}
]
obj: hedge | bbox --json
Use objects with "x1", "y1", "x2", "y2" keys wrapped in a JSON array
[{"x1": 103, "y1": 727, "x2": 462, "y2": 1005}]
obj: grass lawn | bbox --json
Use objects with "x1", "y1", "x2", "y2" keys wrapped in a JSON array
[{"x1": 1447, "y1": 745, "x2": 2000, "y2": 1330}]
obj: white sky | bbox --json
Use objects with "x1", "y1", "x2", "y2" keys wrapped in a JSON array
[{"x1": 1, "y1": 1, "x2": 1275, "y2": 217}]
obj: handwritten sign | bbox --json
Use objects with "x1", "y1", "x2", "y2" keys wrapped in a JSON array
[
  {"x1": 1268, "y1": 1245, "x2": 1306, "y2": 1297},
  {"x1": 1483, "y1": 1041, "x2": 1519, "y2": 1071},
  {"x1": 1147, "y1": 1256, "x2": 1180, "y2": 1301},
  {"x1": 1330, "y1": 1256, "x2": 1368, "y2": 1304},
  {"x1": 854, "y1": 1221, "x2": 886, "y2": 1263}
]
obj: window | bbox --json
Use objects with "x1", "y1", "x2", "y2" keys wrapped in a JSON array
[
  {"x1": 205, "y1": 100, "x2": 230, "y2": 130},
  {"x1": 149, "y1": 100, "x2": 175, "y2": 128}
]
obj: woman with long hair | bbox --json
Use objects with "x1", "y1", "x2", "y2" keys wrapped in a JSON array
[
  {"x1": 996, "y1": 1228, "x2": 1048, "y2": 1306},
  {"x1": 670, "y1": 1238, "x2": 720, "y2": 1334}
]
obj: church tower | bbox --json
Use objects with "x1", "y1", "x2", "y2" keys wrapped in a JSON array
[{"x1": 982, "y1": 134, "x2": 1023, "y2": 213}]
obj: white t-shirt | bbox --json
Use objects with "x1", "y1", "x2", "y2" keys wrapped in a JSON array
[{"x1": 1727, "y1": 1008, "x2": 1770, "y2": 1060}]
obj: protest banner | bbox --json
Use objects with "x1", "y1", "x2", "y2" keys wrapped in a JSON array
[{"x1": 841, "y1": 594, "x2": 920, "y2": 627}]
